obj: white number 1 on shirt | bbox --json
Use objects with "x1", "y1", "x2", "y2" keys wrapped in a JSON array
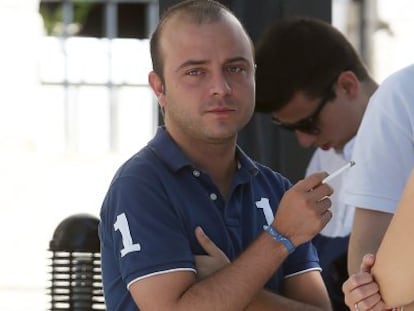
[
  {"x1": 256, "y1": 197, "x2": 274, "y2": 225},
  {"x1": 114, "y1": 213, "x2": 141, "y2": 257}
]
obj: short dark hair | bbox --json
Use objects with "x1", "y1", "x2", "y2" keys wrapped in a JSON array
[
  {"x1": 150, "y1": 0, "x2": 230, "y2": 82},
  {"x1": 255, "y1": 17, "x2": 370, "y2": 113}
]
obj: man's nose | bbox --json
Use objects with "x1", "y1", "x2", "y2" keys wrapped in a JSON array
[{"x1": 209, "y1": 72, "x2": 231, "y2": 96}]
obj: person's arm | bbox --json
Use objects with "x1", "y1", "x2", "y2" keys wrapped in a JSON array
[
  {"x1": 278, "y1": 271, "x2": 331, "y2": 310},
  {"x1": 242, "y1": 272, "x2": 331, "y2": 311},
  {"x1": 343, "y1": 254, "x2": 386, "y2": 310},
  {"x1": 343, "y1": 255, "x2": 414, "y2": 311},
  {"x1": 129, "y1": 172, "x2": 333, "y2": 311},
  {"x1": 372, "y1": 170, "x2": 414, "y2": 307},
  {"x1": 347, "y1": 208, "x2": 392, "y2": 275},
  {"x1": 195, "y1": 226, "x2": 332, "y2": 310}
]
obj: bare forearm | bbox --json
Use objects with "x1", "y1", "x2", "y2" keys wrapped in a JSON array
[
  {"x1": 348, "y1": 208, "x2": 392, "y2": 274},
  {"x1": 131, "y1": 232, "x2": 289, "y2": 310},
  {"x1": 246, "y1": 289, "x2": 331, "y2": 311},
  {"x1": 178, "y1": 232, "x2": 289, "y2": 311},
  {"x1": 348, "y1": 231, "x2": 382, "y2": 275},
  {"x1": 193, "y1": 226, "x2": 330, "y2": 311}
]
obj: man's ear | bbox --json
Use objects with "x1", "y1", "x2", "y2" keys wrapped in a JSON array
[
  {"x1": 149, "y1": 71, "x2": 165, "y2": 97},
  {"x1": 337, "y1": 71, "x2": 360, "y2": 99}
]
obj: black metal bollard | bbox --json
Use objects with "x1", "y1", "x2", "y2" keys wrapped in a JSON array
[{"x1": 48, "y1": 214, "x2": 105, "y2": 310}]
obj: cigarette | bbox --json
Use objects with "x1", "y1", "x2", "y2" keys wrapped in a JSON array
[{"x1": 322, "y1": 160, "x2": 356, "y2": 184}]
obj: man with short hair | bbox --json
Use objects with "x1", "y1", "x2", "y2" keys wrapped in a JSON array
[
  {"x1": 254, "y1": 17, "x2": 378, "y2": 310},
  {"x1": 99, "y1": 2, "x2": 333, "y2": 310}
]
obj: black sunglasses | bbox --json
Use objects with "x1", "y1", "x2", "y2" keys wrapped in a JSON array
[{"x1": 271, "y1": 84, "x2": 336, "y2": 135}]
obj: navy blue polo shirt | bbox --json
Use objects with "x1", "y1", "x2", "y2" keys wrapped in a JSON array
[{"x1": 99, "y1": 126, "x2": 320, "y2": 311}]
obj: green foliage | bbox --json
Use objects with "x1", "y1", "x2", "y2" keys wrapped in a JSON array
[{"x1": 39, "y1": 2, "x2": 95, "y2": 36}]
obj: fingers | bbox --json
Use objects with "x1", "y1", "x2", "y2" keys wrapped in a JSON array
[
  {"x1": 273, "y1": 172, "x2": 335, "y2": 246},
  {"x1": 301, "y1": 174, "x2": 333, "y2": 225},
  {"x1": 296, "y1": 172, "x2": 330, "y2": 191},
  {"x1": 343, "y1": 272, "x2": 378, "y2": 298},
  {"x1": 360, "y1": 254, "x2": 375, "y2": 273},
  {"x1": 295, "y1": 172, "x2": 328, "y2": 189},
  {"x1": 295, "y1": 172, "x2": 334, "y2": 201},
  {"x1": 195, "y1": 226, "x2": 224, "y2": 258},
  {"x1": 346, "y1": 284, "x2": 384, "y2": 311},
  {"x1": 343, "y1": 259, "x2": 384, "y2": 311},
  {"x1": 315, "y1": 196, "x2": 332, "y2": 215},
  {"x1": 194, "y1": 227, "x2": 230, "y2": 280},
  {"x1": 356, "y1": 294, "x2": 383, "y2": 311},
  {"x1": 320, "y1": 208, "x2": 333, "y2": 227}
]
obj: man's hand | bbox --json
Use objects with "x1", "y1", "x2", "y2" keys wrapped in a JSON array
[
  {"x1": 194, "y1": 228, "x2": 331, "y2": 310},
  {"x1": 342, "y1": 254, "x2": 386, "y2": 311},
  {"x1": 273, "y1": 172, "x2": 333, "y2": 247},
  {"x1": 194, "y1": 226, "x2": 230, "y2": 281}
]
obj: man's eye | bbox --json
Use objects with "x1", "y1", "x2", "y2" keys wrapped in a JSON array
[
  {"x1": 186, "y1": 69, "x2": 204, "y2": 76},
  {"x1": 226, "y1": 66, "x2": 245, "y2": 73}
]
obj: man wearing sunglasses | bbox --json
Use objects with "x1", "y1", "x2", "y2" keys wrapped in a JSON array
[{"x1": 254, "y1": 17, "x2": 378, "y2": 310}]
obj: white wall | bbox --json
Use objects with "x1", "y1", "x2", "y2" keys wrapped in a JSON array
[
  {"x1": 374, "y1": 0, "x2": 414, "y2": 81},
  {"x1": 0, "y1": 2, "x2": 157, "y2": 310},
  {"x1": 333, "y1": 0, "x2": 414, "y2": 82}
]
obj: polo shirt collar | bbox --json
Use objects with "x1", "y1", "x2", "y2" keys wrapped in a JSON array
[{"x1": 148, "y1": 126, "x2": 258, "y2": 176}]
